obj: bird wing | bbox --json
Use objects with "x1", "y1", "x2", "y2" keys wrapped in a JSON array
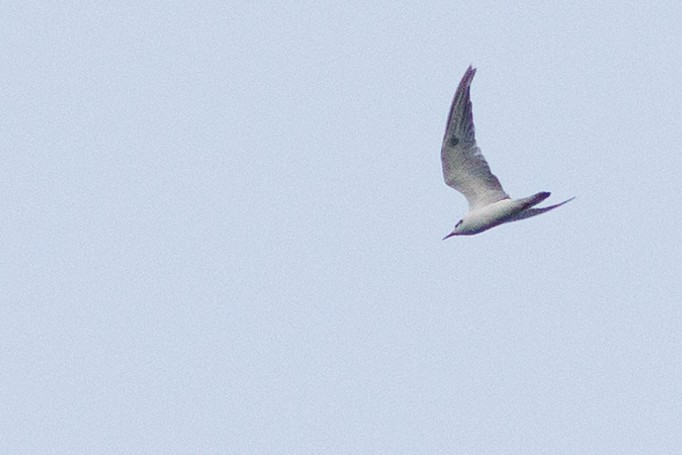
[{"x1": 441, "y1": 66, "x2": 509, "y2": 210}]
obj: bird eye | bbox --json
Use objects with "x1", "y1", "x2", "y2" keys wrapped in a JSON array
[{"x1": 455, "y1": 220, "x2": 463, "y2": 228}]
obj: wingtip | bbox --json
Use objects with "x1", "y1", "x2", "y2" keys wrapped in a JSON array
[
  {"x1": 465, "y1": 65, "x2": 477, "y2": 78},
  {"x1": 455, "y1": 65, "x2": 477, "y2": 92}
]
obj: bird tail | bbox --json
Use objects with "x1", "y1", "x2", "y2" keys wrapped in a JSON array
[
  {"x1": 508, "y1": 196, "x2": 575, "y2": 222},
  {"x1": 518, "y1": 192, "x2": 551, "y2": 211}
]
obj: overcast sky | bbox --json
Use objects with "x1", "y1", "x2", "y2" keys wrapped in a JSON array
[{"x1": 2, "y1": 1, "x2": 681, "y2": 453}]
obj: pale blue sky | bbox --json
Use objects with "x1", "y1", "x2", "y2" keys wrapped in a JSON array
[{"x1": 2, "y1": 1, "x2": 681, "y2": 453}]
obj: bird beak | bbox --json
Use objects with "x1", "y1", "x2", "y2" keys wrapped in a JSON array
[{"x1": 442, "y1": 231, "x2": 457, "y2": 240}]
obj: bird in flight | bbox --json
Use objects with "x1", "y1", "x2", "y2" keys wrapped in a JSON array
[{"x1": 441, "y1": 66, "x2": 574, "y2": 238}]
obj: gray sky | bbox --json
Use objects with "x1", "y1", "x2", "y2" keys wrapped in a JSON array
[{"x1": 2, "y1": 1, "x2": 681, "y2": 453}]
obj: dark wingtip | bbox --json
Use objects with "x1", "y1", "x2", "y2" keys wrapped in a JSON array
[
  {"x1": 443, "y1": 65, "x2": 478, "y2": 138},
  {"x1": 456, "y1": 66, "x2": 476, "y2": 90},
  {"x1": 464, "y1": 65, "x2": 476, "y2": 82}
]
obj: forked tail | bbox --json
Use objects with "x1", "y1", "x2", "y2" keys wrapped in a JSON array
[
  {"x1": 518, "y1": 192, "x2": 551, "y2": 211},
  {"x1": 508, "y1": 196, "x2": 575, "y2": 222}
]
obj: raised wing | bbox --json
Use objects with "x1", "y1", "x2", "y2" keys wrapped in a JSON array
[{"x1": 441, "y1": 66, "x2": 509, "y2": 210}]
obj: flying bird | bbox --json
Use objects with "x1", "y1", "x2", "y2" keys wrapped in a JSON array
[{"x1": 441, "y1": 66, "x2": 574, "y2": 238}]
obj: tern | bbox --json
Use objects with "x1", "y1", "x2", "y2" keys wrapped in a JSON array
[{"x1": 441, "y1": 66, "x2": 574, "y2": 238}]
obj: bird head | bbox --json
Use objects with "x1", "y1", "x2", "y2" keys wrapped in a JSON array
[{"x1": 443, "y1": 219, "x2": 464, "y2": 240}]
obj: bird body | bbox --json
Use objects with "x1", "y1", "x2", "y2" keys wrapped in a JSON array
[
  {"x1": 445, "y1": 192, "x2": 550, "y2": 238},
  {"x1": 441, "y1": 66, "x2": 573, "y2": 238}
]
